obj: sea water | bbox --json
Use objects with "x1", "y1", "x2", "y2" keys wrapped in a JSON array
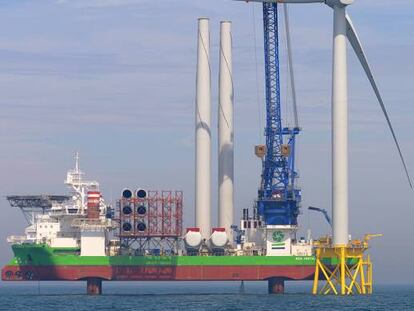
[{"x1": 0, "y1": 282, "x2": 412, "y2": 310}]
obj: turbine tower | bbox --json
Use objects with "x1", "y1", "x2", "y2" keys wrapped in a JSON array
[
  {"x1": 218, "y1": 21, "x2": 234, "y2": 235},
  {"x1": 331, "y1": 0, "x2": 351, "y2": 247},
  {"x1": 195, "y1": 18, "x2": 212, "y2": 241}
]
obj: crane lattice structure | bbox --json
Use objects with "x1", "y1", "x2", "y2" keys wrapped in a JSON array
[{"x1": 257, "y1": 3, "x2": 301, "y2": 226}]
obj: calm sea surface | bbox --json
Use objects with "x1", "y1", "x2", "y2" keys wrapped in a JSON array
[{"x1": 0, "y1": 282, "x2": 412, "y2": 310}]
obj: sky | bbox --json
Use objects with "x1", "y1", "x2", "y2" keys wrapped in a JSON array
[{"x1": 0, "y1": 0, "x2": 413, "y2": 284}]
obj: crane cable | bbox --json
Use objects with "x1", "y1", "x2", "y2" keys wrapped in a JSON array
[
  {"x1": 283, "y1": 4, "x2": 299, "y2": 129},
  {"x1": 251, "y1": 4, "x2": 264, "y2": 144},
  {"x1": 280, "y1": 5, "x2": 289, "y2": 128}
]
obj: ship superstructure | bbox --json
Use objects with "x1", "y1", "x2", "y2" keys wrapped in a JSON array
[{"x1": 6, "y1": 154, "x2": 113, "y2": 255}]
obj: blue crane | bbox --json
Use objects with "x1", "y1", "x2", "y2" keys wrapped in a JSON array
[{"x1": 256, "y1": 3, "x2": 301, "y2": 226}]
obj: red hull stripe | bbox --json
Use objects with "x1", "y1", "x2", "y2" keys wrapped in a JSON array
[{"x1": 2, "y1": 265, "x2": 315, "y2": 281}]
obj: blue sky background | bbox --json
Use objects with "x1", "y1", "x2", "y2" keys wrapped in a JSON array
[{"x1": 0, "y1": 0, "x2": 413, "y2": 284}]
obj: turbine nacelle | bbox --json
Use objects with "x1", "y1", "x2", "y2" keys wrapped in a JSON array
[{"x1": 326, "y1": 0, "x2": 353, "y2": 7}]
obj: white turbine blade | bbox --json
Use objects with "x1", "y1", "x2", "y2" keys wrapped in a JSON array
[{"x1": 346, "y1": 14, "x2": 413, "y2": 189}]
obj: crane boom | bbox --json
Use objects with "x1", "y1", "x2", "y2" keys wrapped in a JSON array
[
  {"x1": 257, "y1": 3, "x2": 301, "y2": 226},
  {"x1": 261, "y1": 3, "x2": 285, "y2": 197}
]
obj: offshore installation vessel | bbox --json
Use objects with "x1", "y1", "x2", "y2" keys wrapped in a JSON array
[{"x1": 2, "y1": 1, "x2": 409, "y2": 295}]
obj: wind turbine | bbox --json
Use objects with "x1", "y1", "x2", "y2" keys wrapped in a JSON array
[{"x1": 238, "y1": 0, "x2": 412, "y2": 248}]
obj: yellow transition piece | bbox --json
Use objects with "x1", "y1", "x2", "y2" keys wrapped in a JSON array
[{"x1": 312, "y1": 234, "x2": 382, "y2": 295}]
